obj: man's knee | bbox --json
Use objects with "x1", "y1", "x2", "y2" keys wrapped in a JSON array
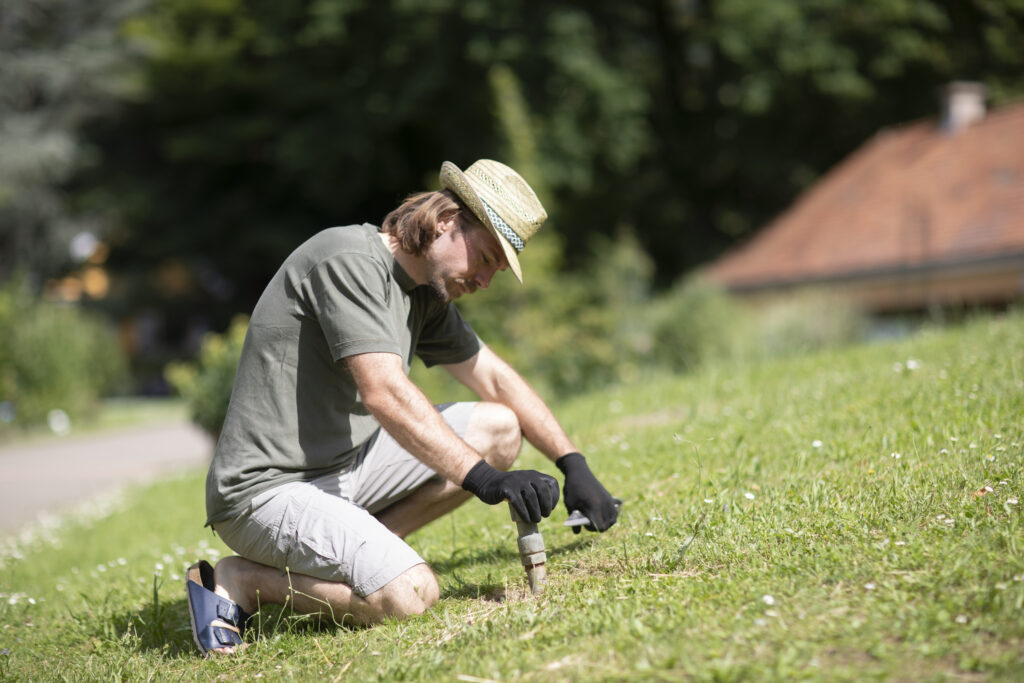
[
  {"x1": 371, "y1": 563, "x2": 439, "y2": 620},
  {"x1": 467, "y1": 402, "x2": 521, "y2": 471}
]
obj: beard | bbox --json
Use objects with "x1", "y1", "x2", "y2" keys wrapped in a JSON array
[
  {"x1": 426, "y1": 275, "x2": 475, "y2": 304},
  {"x1": 426, "y1": 276, "x2": 451, "y2": 304}
]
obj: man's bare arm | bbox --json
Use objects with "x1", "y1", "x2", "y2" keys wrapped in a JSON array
[
  {"x1": 445, "y1": 345, "x2": 620, "y2": 532},
  {"x1": 443, "y1": 345, "x2": 576, "y2": 463},
  {"x1": 344, "y1": 352, "x2": 481, "y2": 484},
  {"x1": 344, "y1": 351, "x2": 560, "y2": 522}
]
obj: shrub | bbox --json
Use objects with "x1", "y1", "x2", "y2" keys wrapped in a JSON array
[
  {"x1": 453, "y1": 229, "x2": 657, "y2": 397},
  {"x1": 749, "y1": 291, "x2": 868, "y2": 358},
  {"x1": 163, "y1": 244, "x2": 870, "y2": 434},
  {"x1": 646, "y1": 276, "x2": 749, "y2": 373},
  {"x1": 165, "y1": 315, "x2": 248, "y2": 438},
  {"x1": 428, "y1": 233, "x2": 756, "y2": 398},
  {"x1": 0, "y1": 278, "x2": 128, "y2": 430}
]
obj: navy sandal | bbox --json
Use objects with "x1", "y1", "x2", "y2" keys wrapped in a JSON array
[{"x1": 185, "y1": 559, "x2": 251, "y2": 656}]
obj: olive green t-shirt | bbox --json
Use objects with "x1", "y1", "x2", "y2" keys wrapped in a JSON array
[{"x1": 205, "y1": 224, "x2": 482, "y2": 525}]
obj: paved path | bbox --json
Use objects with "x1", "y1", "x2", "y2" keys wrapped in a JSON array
[{"x1": 0, "y1": 421, "x2": 213, "y2": 534}]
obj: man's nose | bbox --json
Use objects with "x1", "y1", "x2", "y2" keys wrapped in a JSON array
[{"x1": 475, "y1": 267, "x2": 496, "y2": 289}]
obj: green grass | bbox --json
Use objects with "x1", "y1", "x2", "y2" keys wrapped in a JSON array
[{"x1": 2, "y1": 314, "x2": 1023, "y2": 681}]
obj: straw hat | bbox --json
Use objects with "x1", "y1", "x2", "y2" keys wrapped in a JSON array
[{"x1": 439, "y1": 159, "x2": 547, "y2": 282}]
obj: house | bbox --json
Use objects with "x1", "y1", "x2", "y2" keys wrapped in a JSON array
[{"x1": 704, "y1": 83, "x2": 1024, "y2": 312}]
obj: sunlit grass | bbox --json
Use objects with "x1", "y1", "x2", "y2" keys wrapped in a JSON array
[{"x1": 1, "y1": 314, "x2": 1022, "y2": 680}]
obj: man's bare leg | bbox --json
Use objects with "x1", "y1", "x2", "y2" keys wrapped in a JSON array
[
  {"x1": 207, "y1": 402, "x2": 518, "y2": 655},
  {"x1": 374, "y1": 402, "x2": 522, "y2": 538},
  {"x1": 208, "y1": 558, "x2": 439, "y2": 655}
]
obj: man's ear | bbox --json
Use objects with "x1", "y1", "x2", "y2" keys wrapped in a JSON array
[{"x1": 435, "y1": 211, "x2": 460, "y2": 236}]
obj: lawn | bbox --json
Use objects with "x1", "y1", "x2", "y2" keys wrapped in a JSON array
[{"x1": 1, "y1": 313, "x2": 1022, "y2": 681}]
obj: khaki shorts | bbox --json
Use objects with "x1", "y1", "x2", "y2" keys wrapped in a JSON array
[{"x1": 213, "y1": 402, "x2": 475, "y2": 597}]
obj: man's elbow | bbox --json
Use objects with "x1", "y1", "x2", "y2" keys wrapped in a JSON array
[
  {"x1": 359, "y1": 382, "x2": 402, "y2": 417},
  {"x1": 344, "y1": 353, "x2": 409, "y2": 414}
]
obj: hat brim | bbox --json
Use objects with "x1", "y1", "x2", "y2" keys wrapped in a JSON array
[{"x1": 439, "y1": 161, "x2": 523, "y2": 283}]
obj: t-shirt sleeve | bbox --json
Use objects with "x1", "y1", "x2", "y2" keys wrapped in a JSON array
[
  {"x1": 301, "y1": 253, "x2": 402, "y2": 361},
  {"x1": 416, "y1": 303, "x2": 482, "y2": 367}
]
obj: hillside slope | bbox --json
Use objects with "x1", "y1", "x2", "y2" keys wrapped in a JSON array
[{"x1": 2, "y1": 313, "x2": 1022, "y2": 680}]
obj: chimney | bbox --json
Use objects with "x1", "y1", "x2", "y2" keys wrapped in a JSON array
[{"x1": 940, "y1": 81, "x2": 987, "y2": 133}]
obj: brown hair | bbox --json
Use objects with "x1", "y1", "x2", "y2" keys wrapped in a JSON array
[{"x1": 381, "y1": 189, "x2": 483, "y2": 256}]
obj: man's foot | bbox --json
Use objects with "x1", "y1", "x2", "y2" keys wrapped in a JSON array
[{"x1": 213, "y1": 555, "x2": 258, "y2": 613}]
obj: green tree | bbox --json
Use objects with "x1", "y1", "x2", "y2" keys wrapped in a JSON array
[
  {"x1": 80, "y1": 0, "x2": 1024, "y2": 324},
  {"x1": 0, "y1": 0, "x2": 150, "y2": 285}
]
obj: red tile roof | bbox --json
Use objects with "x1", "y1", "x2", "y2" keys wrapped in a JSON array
[{"x1": 705, "y1": 101, "x2": 1024, "y2": 290}]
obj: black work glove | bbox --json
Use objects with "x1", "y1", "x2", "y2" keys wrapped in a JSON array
[
  {"x1": 556, "y1": 452, "x2": 618, "y2": 534},
  {"x1": 461, "y1": 460, "x2": 560, "y2": 524}
]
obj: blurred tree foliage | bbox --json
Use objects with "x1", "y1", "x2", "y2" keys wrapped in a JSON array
[
  {"x1": 4, "y1": 0, "x2": 1023, "y2": 358},
  {"x1": 0, "y1": 0, "x2": 147, "y2": 284},
  {"x1": 77, "y1": 0, "x2": 1024, "y2": 333}
]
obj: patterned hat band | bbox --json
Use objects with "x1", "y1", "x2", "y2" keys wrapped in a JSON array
[{"x1": 481, "y1": 200, "x2": 525, "y2": 253}]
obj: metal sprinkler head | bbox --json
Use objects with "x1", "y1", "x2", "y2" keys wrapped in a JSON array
[{"x1": 508, "y1": 504, "x2": 547, "y2": 595}]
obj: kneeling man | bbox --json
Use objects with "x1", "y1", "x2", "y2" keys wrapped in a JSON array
[{"x1": 185, "y1": 160, "x2": 619, "y2": 656}]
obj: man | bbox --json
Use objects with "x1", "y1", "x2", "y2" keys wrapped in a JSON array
[{"x1": 185, "y1": 159, "x2": 619, "y2": 656}]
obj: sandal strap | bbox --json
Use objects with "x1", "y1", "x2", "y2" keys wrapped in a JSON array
[
  {"x1": 212, "y1": 625, "x2": 242, "y2": 647},
  {"x1": 216, "y1": 600, "x2": 241, "y2": 624}
]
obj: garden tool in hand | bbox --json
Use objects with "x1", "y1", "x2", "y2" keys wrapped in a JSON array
[{"x1": 564, "y1": 498, "x2": 623, "y2": 528}]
